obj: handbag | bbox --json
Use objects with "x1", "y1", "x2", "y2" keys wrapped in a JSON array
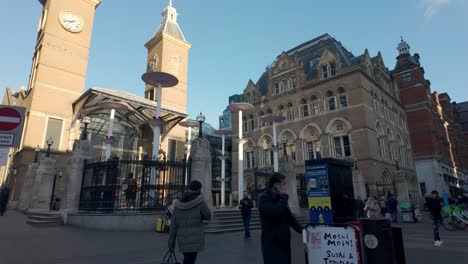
[{"x1": 161, "y1": 249, "x2": 180, "y2": 264}]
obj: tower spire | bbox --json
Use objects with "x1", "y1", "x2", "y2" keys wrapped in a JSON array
[
  {"x1": 169, "y1": 0, "x2": 173, "y2": 7},
  {"x1": 149, "y1": 0, "x2": 187, "y2": 43}
]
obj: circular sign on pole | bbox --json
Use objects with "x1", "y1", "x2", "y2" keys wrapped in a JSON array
[{"x1": 0, "y1": 108, "x2": 22, "y2": 132}]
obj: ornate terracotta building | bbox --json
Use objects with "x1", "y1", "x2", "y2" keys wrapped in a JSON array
[
  {"x1": 231, "y1": 34, "x2": 419, "y2": 203},
  {"x1": 392, "y1": 39, "x2": 467, "y2": 197}
]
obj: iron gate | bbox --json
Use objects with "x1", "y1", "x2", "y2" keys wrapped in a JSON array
[{"x1": 79, "y1": 158, "x2": 190, "y2": 212}]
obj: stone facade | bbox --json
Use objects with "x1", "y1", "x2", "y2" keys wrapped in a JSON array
[
  {"x1": 231, "y1": 34, "x2": 419, "y2": 202},
  {"x1": 392, "y1": 39, "x2": 468, "y2": 197}
]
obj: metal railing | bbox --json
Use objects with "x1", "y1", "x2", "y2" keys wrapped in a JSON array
[{"x1": 79, "y1": 158, "x2": 190, "y2": 212}]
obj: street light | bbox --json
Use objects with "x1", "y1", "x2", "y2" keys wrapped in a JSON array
[
  {"x1": 196, "y1": 112, "x2": 206, "y2": 138},
  {"x1": 34, "y1": 145, "x2": 40, "y2": 163},
  {"x1": 81, "y1": 116, "x2": 92, "y2": 140},
  {"x1": 45, "y1": 137, "x2": 54, "y2": 158}
]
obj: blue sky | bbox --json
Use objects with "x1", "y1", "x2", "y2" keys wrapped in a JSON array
[{"x1": 1, "y1": 0, "x2": 467, "y2": 128}]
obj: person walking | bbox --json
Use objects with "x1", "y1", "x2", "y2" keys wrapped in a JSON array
[
  {"x1": 0, "y1": 185, "x2": 10, "y2": 216},
  {"x1": 239, "y1": 191, "x2": 253, "y2": 239},
  {"x1": 364, "y1": 196, "x2": 381, "y2": 219},
  {"x1": 168, "y1": 180, "x2": 212, "y2": 264},
  {"x1": 387, "y1": 195, "x2": 399, "y2": 223},
  {"x1": 258, "y1": 172, "x2": 303, "y2": 264},
  {"x1": 427, "y1": 190, "x2": 446, "y2": 246}
]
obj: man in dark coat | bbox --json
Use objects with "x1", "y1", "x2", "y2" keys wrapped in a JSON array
[
  {"x1": 239, "y1": 191, "x2": 253, "y2": 238},
  {"x1": 259, "y1": 173, "x2": 303, "y2": 264},
  {"x1": 0, "y1": 185, "x2": 10, "y2": 216},
  {"x1": 427, "y1": 190, "x2": 445, "y2": 246},
  {"x1": 168, "y1": 180, "x2": 212, "y2": 264}
]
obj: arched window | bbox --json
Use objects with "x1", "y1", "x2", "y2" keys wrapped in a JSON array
[
  {"x1": 376, "y1": 122, "x2": 385, "y2": 159},
  {"x1": 302, "y1": 126, "x2": 321, "y2": 160},
  {"x1": 337, "y1": 87, "x2": 348, "y2": 108},
  {"x1": 249, "y1": 114, "x2": 255, "y2": 130},
  {"x1": 328, "y1": 119, "x2": 351, "y2": 158},
  {"x1": 287, "y1": 103, "x2": 295, "y2": 120},
  {"x1": 326, "y1": 91, "x2": 336, "y2": 111},
  {"x1": 301, "y1": 98, "x2": 309, "y2": 117},
  {"x1": 387, "y1": 129, "x2": 394, "y2": 161},
  {"x1": 281, "y1": 131, "x2": 296, "y2": 160}
]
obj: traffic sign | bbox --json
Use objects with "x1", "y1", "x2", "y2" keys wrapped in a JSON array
[
  {"x1": 0, "y1": 108, "x2": 22, "y2": 131},
  {"x1": 0, "y1": 106, "x2": 26, "y2": 148}
]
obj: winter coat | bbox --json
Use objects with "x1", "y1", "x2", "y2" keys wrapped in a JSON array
[
  {"x1": 427, "y1": 197, "x2": 443, "y2": 219},
  {"x1": 239, "y1": 198, "x2": 253, "y2": 217},
  {"x1": 364, "y1": 199, "x2": 381, "y2": 218},
  {"x1": 258, "y1": 188, "x2": 303, "y2": 264},
  {"x1": 168, "y1": 191, "x2": 212, "y2": 253}
]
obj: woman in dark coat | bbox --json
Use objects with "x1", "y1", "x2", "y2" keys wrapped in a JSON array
[{"x1": 258, "y1": 173, "x2": 303, "y2": 264}]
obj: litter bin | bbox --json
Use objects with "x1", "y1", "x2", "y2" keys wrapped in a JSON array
[{"x1": 360, "y1": 218, "x2": 396, "y2": 264}]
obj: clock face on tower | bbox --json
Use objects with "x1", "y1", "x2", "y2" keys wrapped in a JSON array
[{"x1": 59, "y1": 12, "x2": 84, "y2": 33}]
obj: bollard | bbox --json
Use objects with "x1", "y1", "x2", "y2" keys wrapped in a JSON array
[
  {"x1": 359, "y1": 218, "x2": 396, "y2": 264},
  {"x1": 215, "y1": 193, "x2": 220, "y2": 208},
  {"x1": 229, "y1": 193, "x2": 233, "y2": 208}
]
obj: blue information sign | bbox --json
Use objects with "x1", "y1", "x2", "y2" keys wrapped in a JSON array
[{"x1": 305, "y1": 163, "x2": 333, "y2": 224}]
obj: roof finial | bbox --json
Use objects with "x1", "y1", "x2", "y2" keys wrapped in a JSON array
[
  {"x1": 401, "y1": 35, "x2": 404, "y2": 42},
  {"x1": 169, "y1": 0, "x2": 173, "y2": 7}
]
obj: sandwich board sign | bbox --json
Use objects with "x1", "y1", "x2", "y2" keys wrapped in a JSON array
[
  {"x1": 0, "y1": 106, "x2": 26, "y2": 148},
  {"x1": 303, "y1": 225, "x2": 359, "y2": 264}
]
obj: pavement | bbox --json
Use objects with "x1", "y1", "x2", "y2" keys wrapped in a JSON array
[{"x1": 0, "y1": 211, "x2": 466, "y2": 264}]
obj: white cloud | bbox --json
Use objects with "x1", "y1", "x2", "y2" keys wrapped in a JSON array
[{"x1": 422, "y1": 0, "x2": 450, "y2": 20}]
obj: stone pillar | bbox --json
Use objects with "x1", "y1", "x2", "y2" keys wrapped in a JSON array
[
  {"x1": 279, "y1": 157, "x2": 300, "y2": 215},
  {"x1": 64, "y1": 140, "x2": 92, "y2": 221},
  {"x1": 18, "y1": 163, "x2": 39, "y2": 211},
  {"x1": 190, "y1": 138, "x2": 213, "y2": 208},
  {"x1": 394, "y1": 172, "x2": 410, "y2": 204},
  {"x1": 352, "y1": 170, "x2": 367, "y2": 199},
  {"x1": 28, "y1": 157, "x2": 56, "y2": 211}
]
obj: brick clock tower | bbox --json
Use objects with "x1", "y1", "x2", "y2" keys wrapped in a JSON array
[
  {"x1": 144, "y1": 0, "x2": 191, "y2": 160},
  {"x1": 7, "y1": 0, "x2": 100, "y2": 205}
]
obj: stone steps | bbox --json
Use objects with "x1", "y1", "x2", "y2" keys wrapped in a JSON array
[
  {"x1": 204, "y1": 209, "x2": 309, "y2": 234},
  {"x1": 26, "y1": 212, "x2": 63, "y2": 227}
]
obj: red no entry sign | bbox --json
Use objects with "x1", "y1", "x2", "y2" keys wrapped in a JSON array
[{"x1": 0, "y1": 107, "x2": 22, "y2": 132}]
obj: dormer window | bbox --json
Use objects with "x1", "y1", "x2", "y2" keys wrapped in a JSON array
[
  {"x1": 330, "y1": 63, "x2": 337, "y2": 76},
  {"x1": 322, "y1": 65, "x2": 329, "y2": 79}
]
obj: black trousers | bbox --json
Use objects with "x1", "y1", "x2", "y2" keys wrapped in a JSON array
[{"x1": 183, "y1": 252, "x2": 198, "y2": 264}]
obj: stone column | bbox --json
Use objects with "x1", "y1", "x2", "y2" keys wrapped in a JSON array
[
  {"x1": 352, "y1": 170, "x2": 366, "y2": 199},
  {"x1": 279, "y1": 157, "x2": 300, "y2": 215},
  {"x1": 394, "y1": 172, "x2": 410, "y2": 204},
  {"x1": 190, "y1": 138, "x2": 213, "y2": 209},
  {"x1": 28, "y1": 157, "x2": 56, "y2": 212},
  {"x1": 18, "y1": 163, "x2": 39, "y2": 211},
  {"x1": 64, "y1": 140, "x2": 92, "y2": 221}
]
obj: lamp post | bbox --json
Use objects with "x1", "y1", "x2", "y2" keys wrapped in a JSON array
[
  {"x1": 81, "y1": 116, "x2": 91, "y2": 140},
  {"x1": 215, "y1": 129, "x2": 232, "y2": 207},
  {"x1": 141, "y1": 71, "x2": 178, "y2": 160},
  {"x1": 142, "y1": 71, "x2": 178, "y2": 200},
  {"x1": 34, "y1": 146, "x2": 40, "y2": 163},
  {"x1": 196, "y1": 113, "x2": 206, "y2": 138},
  {"x1": 97, "y1": 101, "x2": 129, "y2": 160},
  {"x1": 45, "y1": 137, "x2": 54, "y2": 158},
  {"x1": 261, "y1": 115, "x2": 286, "y2": 172},
  {"x1": 228, "y1": 102, "x2": 254, "y2": 204},
  {"x1": 179, "y1": 120, "x2": 199, "y2": 185}
]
